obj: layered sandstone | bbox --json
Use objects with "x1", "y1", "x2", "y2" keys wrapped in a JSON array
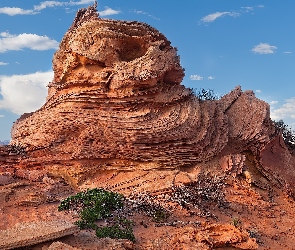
[
  {"x1": 2, "y1": 4, "x2": 295, "y2": 250},
  {"x1": 10, "y1": 5, "x2": 273, "y2": 176}
]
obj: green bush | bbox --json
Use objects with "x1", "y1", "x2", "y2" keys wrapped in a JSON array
[
  {"x1": 193, "y1": 88, "x2": 219, "y2": 101},
  {"x1": 96, "y1": 217, "x2": 135, "y2": 242},
  {"x1": 58, "y1": 188, "x2": 135, "y2": 242},
  {"x1": 274, "y1": 119, "x2": 295, "y2": 150}
]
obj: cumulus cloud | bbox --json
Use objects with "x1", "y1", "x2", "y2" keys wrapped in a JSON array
[
  {"x1": 34, "y1": 1, "x2": 66, "y2": 11},
  {"x1": 271, "y1": 97, "x2": 295, "y2": 122},
  {"x1": 0, "y1": 114, "x2": 4, "y2": 118},
  {"x1": 0, "y1": 32, "x2": 59, "y2": 53},
  {"x1": 255, "y1": 89, "x2": 262, "y2": 93},
  {"x1": 251, "y1": 43, "x2": 277, "y2": 54},
  {"x1": 99, "y1": 7, "x2": 120, "y2": 16},
  {"x1": 200, "y1": 11, "x2": 239, "y2": 23},
  {"x1": 34, "y1": 0, "x2": 95, "y2": 11},
  {"x1": 0, "y1": 7, "x2": 36, "y2": 16},
  {"x1": 207, "y1": 76, "x2": 215, "y2": 80},
  {"x1": 190, "y1": 75, "x2": 204, "y2": 81},
  {"x1": 0, "y1": 71, "x2": 53, "y2": 114},
  {"x1": 0, "y1": 62, "x2": 8, "y2": 66},
  {"x1": 0, "y1": 1, "x2": 120, "y2": 16}
]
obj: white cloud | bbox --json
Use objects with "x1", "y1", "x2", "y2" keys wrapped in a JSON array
[
  {"x1": 200, "y1": 5, "x2": 263, "y2": 24},
  {"x1": 0, "y1": 114, "x2": 4, "y2": 118},
  {"x1": 283, "y1": 51, "x2": 292, "y2": 54},
  {"x1": 133, "y1": 9, "x2": 159, "y2": 20},
  {"x1": 200, "y1": 11, "x2": 239, "y2": 23},
  {"x1": 34, "y1": 1, "x2": 65, "y2": 11},
  {"x1": 99, "y1": 7, "x2": 120, "y2": 16},
  {"x1": 0, "y1": 62, "x2": 8, "y2": 66},
  {"x1": 241, "y1": 7, "x2": 254, "y2": 12},
  {"x1": 255, "y1": 89, "x2": 261, "y2": 93},
  {"x1": 251, "y1": 43, "x2": 277, "y2": 54},
  {"x1": 0, "y1": 1, "x2": 97, "y2": 15},
  {"x1": 0, "y1": 32, "x2": 59, "y2": 53},
  {"x1": 34, "y1": 0, "x2": 94, "y2": 11},
  {"x1": 190, "y1": 75, "x2": 204, "y2": 81},
  {"x1": 0, "y1": 71, "x2": 53, "y2": 115},
  {"x1": 207, "y1": 76, "x2": 215, "y2": 80},
  {"x1": 74, "y1": 0, "x2": 95, "y2": 4},
  {"x1": 0, "y1": 7, "x2": 36, "y2": 16},
  {"x1": 270, "y1": 100, "x2": 278, "y2": 105},
  {"x1": 271, "y1": 97, "x2": 295, "y2": 122}
]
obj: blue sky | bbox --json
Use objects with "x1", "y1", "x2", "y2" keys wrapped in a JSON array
[{"x1": 0, "y1": 0, "x2": 295, "y2": 140}]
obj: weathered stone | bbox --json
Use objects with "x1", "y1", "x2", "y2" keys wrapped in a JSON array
[
  {"x1": 10, "y1": 9, "x2": 273, "y2": 178},
  {"x1": 48, "y1": 241, "x2": 79, "y2": 250},
  {"x1": 0, "y1": 220, "x2": 78, "y2": 250},
  {"x1": 0, "y1": 173, "x2": 15, "y2": 186},
  {"x1": 259, "y1": 134, "x2": 295, "y2": 192},
  {"x1": 6, "y1": 4, "x2": 275, "y2": 196},
  {"x1": 220, "y1": 154, "x2": 246, "y2": 177}
]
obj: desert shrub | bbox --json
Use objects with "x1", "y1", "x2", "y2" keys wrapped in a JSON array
[
  {"x1": 231, "y1": 217, "x2": 242, "y2": 228},
  {"x1": 96, "y1": 216, "x2": 135, "y2": 242},
  {"x1": 170, "y1": 172, "x2": 228, "y2": 217},
  {"x1": 58, "y1": 188, "x2": 135, "y2": 242},
  {"x1": 193, "y1": 88, "x2": 220, "y2": 101},
  {"x1": 6, "y1": 143, "x2": 26, "y2": 155},
  {"x1": 273, "y1": 119, "x2": 295, "y2": 150},
  {"x1": 126, "y1": 192, "x2": 170, "y2": 223}
]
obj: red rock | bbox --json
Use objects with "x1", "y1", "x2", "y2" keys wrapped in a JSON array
[
  {"x1": 10, "y1": 10, "x2": 273, "y2": 180},
  {"x1": 1, "y1": 4, "x2": 295, "y2": 250}
]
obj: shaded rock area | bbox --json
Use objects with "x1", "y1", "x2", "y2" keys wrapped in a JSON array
[{"x1": 1, "y1": 2, "x2": 295, "y2": 250}]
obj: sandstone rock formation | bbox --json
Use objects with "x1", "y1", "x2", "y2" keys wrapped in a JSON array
[
  {"x1": 0, "y1": 220, "x2": 78, "y2": 249},
  {"x1": 2, "y1": 3, "x2": 295, "y2": 250},
  {"x1": 10, "y1": 5, "x2": 274, "y2": 182}
]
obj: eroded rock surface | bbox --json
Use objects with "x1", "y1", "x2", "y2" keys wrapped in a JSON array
[
  {"x1": 0, "y1": 220, "x2": 78, "y2": 250},
  {"x1": 3, "y1": 5, "x2": 295, "y2": 249},
  {"x1": 10, "y1": 7, "x2": 273, "y2": 179}
]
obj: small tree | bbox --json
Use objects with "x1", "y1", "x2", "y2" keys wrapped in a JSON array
[
  {"x1": 193, "y1": 88, "x2": 219, "y2": 101},
  {"x1": 274, "y1": 120, "x2": 295, "y2": 150}
]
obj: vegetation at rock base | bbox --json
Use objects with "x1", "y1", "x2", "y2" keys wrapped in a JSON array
[
  {"x1": 126, "y1": 192, "x2": 171, "y2": 223},
  {"x1": 58, "y1": 188, "x2": 135, "y2": 242},
  {"x1": 170, "y1": 172, "x2": 228, "y2": 218},
  {"x1": 274, "y1": 119, "x2": 295, "y2": 151}
]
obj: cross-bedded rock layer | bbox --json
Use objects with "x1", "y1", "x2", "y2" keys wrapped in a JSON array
[{"x1": 11, "y1": 6, "x2": 273, "y2": 174}]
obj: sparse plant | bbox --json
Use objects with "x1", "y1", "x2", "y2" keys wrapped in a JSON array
[
  {"x1": 247, "y1": 228, "x2": 259, "y2": 239},
  {"x1": 170, "y1": 172, "x2": 228, "y2": 218},
  {"x1": 273, "y1": 119, "x2": 295, "y2": 151},
  {"x1": 126, "y1": 192, "x2": 170, "y2": 223},
  {"x1": 58, "y1": 188, "x2": 135, "y2": 242},
  {"x1": 6, "y1": 143, "x2": 26, "y2": 156},
  {"x1": 96, "y1": 216, "x2": 135, "y2": 242},
  {"x1": 231, "y1": 217, "x2": 242, "y2": 228},
  {"x1": 193, "y1": 88, "x2": 220, "y2": 101},
  {"x1": 152, "y1": 208, "x2": 170, "y2": 223}
]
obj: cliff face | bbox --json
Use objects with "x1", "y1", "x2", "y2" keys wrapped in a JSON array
[{"x1": 10, "y1": 7, "x2": 273, "y2": 174}]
